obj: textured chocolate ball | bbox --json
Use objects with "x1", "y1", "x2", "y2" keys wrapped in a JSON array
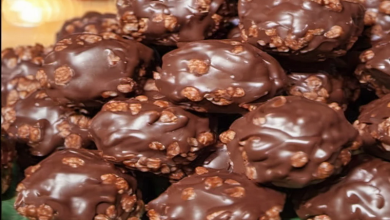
[
  {"x1": 154, "y1": 40, "x2": 287, "y2": 114},
  {"x1": 1, "y1": 91, "x2": 91, "y2": 156},
  {"x1": 238, "y1": 0, "x2": 365, "y2": 61},
  {"x1": 355, "y1": 36, "x2": 390, "y2": 97},
  {"x1": 295, "y1": 155, "x2": 390, "y2": 220},
  {"x1": 56, "y1": 11, "x2": 122, "y2": 41},
  {"x1": 39, "y1": 33, "x2": 154, "y2": 108},
  {"x1": 1, "y1": 129, "x2": 16, "y2": 194},
  {"x1": 284, "y1": 60, "x2": 360, "y2": 110},
  {"x1": 354, "y1": 94, "x2": 390, "y2": 160},
  {"x1": 14, "y1": 149, "x2": 143, "y2": 220},
  {"x1": 1, "y1": 44, "x2": 46, "y2": 107},
  {"x1": 220, "y1": 96, "x2": 360, "y2": 188},
  {"x1": 361, "y1": 0, "x2": 390, "y2": 42},
  {"x1": 89, "y1": 98, "x2": 216, "y2": 181},
  {"x1": 116, "y1": 0, "x2": 237, "y2": 46},
  {"x1": 147, "y1": 168, "x2": 286, "y2": 220}
]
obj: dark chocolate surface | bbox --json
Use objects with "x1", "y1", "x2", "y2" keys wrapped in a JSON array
[
  {"x1": 355, "y1": 36, "x2": 390, "y2": 97},
  {"x1": 222, "y1": 96, "x2": 360, "y2": 188},
  {"x1": 56, "y1": 11, "x2": 122, "y2": 41},
  {"x1": 40, "y1": 33, "x2": 154, "y2": 107},
  {"x1": 354, "y1": 94, "x2": 390, "y2": 160},
  {"x1": 361, "y1": 0, "x2": 390, "y2": 42},
  {"x1": 202, "y1": 143, "x2": 232, "y2": 171},
  {"x1": 14, "y1": 148, "x2": 143, "y2": 220},
  {"x1": 147, "y1": 168, "x2": 286, "y2": 220},
  {"x1": 1, "y1": 91, "x2": 91, "y2": 156},
  {"x1": 1, "y1": 129, "x2": 16, "y2": 194},
  {"x1": 89, "y1": 98, "x2": 215, "y2": 180},
  {"x1": 238, "y1": 0, "x2": 365, "y2": 61},
  {"x1": 116, "y1": 0, "x2": 237, "y2": 45},
  {"x1": 295, "y1": 155, "x2": 390, "y2": 220},
  {"x1": 155, "y1": 39, "x2": 287, "y2": 114}
]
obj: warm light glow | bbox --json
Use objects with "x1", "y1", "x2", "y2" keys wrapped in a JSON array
[{"x1": 3, "y1": 0, "x2": 46, "y2": 27}]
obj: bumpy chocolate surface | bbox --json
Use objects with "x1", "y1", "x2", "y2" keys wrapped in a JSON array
[
  {"x1": 14, "y1": 149, "x2": 143, "y2": 220},
  {"x1": 56, "y1": 11, "x2": 122, "y2": 41},
  {"x1": 354, "y1": 94, "x2": 390, "y2": 160},
  {"x1": 147, "y1": 168, "x2": 286, "y2": 220},
  {"x1": 116, "y1": 0, "x2": 237, "y2": 46},
  {"x1": 1, "y1": 44, "x2": 46, "y2": 107},
  {"x1": 1, "y1": 91, "x2": 91, "y2": 156},
  {"x1": 1, "y1": 129, "x2": 16, "y2": 194},
  {"x1": 39, "y1": 33, "x2": 154, "y2": 107},
  {"x1": 238, "y1": 0, "x2": 365, "y2": 61},
  {"x1": 154, "y1": 40, "x2": 287, "y2": 114},
  {"x1": 355, "y1": 36, "x2": 390, "y2": 97},
  {"x1": 295, "y1": 155, "x2": 390, "y2": 220},
  {"x1": 221, "y1": 96, "x2": 360, "y2": 188},
  {"x1": 284, "y1": 60, "x2": 360, "y2": 110},
  {"x1": 361, "y1": 0, "x2": 390, "y2": 42},
  {"x1": 89, "y1": 98, "x2": 215, "y2": 180}
]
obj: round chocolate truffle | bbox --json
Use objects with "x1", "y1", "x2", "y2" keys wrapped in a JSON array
[
  {"x1": 39, "y1": 33, "x2": 154, "y2": 108},
  {"x1": 14, "y1": 148, "x2": 143, "y2": 220},
  {"x1": 1, "y1": 91, "x2": 91, "y2": 156},
  {"x1": 295, "y1": 155, "x2": 390, "y2": 220},
  {"x1": 56, "y1": 11, "x2": 122, "y2": 41},
  {"x1": 354, "y1": 94, "x2": 390, "y2": 160},
  {"x1": 284, "y1": 60, "x2": 360, "y2": 110},
  {"x1": 154, "y1": 40, "x2": 287, "y2": 114},
  {"x1": 355, "y1": 36, "x2": 390, "y2": 97},
  {"x1": 238, "y1": 0, "x2": 365, "y2": 61},
  {"x1": 1, "y1": 44, "x2": 46, "y2": 107},
  {"x1": 220, "y1": 96, "x2": 360, "y2": 188},
  {"x1": 147, "y1": 168, "x2": 286, "y2": 220},
  {"x1": 1, "y1": 129, "x2": 16, "y2": 194},
  {"x1": 361, "y1": 0, "x2": 390, "y2": 42},
  {"x1": 89, "y1": 98, "x2": 216, "y2": 180},
  {"x1": 116, "y1": 0, "x2": 237, "y2": 45}
]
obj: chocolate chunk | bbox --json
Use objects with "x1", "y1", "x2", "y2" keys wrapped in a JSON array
[
  {"x1": 222, "y1": 96, "x2": 360, "y2": 188},
  {"x1": 1, "y1": 91, "x2": 91, "y2": 156},
  {"x1": 355, "y1": 36, "x2": 390, "y2": 97},
  {"x1": 147, "y1": 168, "x2": 286, "y2": 220},
  {"x1": 154, "y1": 40, "x2": 287, "y2": 114},
  {"x1": 40, "y1": 33, "x2": 155, "y2": 108},
  {"x1": 89, "y1": 98, "x2": 216, "y2": 181},
  {"x1": 361, "y1": 0, "x2": 390, "y2": 42},
  {"x1": 14, "y1": 148, "x2": 143, "y2": 220},
  {"x1": 283, "y1": 59, "x2": 360, "y2": 110},
  {"x1": 238, "y1": 0, "x2": 365, "y2": 61},
  {"x1": 56, "y1": 11, "x2": 122, "y2": 41},
  {"x1": 1, "y1": 44, "x2": 46, "y2": 106},
  {"x1": 295, "y1": 155, "x2": 390, "y2": 220},
  {"x1": 1, "y1": 129, "x2": 16, "y2": 194},
  {"x1": 116, "y1": 0, "x2": 237, "y2": 45},
  {"x1": 354, "y1": 94, "x2": 390, "y2": 160}
]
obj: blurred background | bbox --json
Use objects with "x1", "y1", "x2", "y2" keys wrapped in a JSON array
[{"x1": 1, "y1": 0, "x2": 116, "y2": 49}]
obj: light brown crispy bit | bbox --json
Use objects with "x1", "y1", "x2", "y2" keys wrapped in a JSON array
[
  {"x1": 167, "y1": 142, "x2": 180, "y2": 157},
  {"x1": 129, "y1": 103, "x2": 142, "y2": 115},
  {"x1": 181, "y1": 187, "x2": 196, "y2": 200},
  {"x1": 271, "y1": 96, "x2": 287, "y2": 107},
  {"x1": 338, "y1": 149, "x2": 352, "y2": 165},
  {"x1": 146, "y1": 158, "x2": 162, "y2": 169},
  {"x1": 159, "y1": 110, "x2": 178, "y2": 123},
  {"x1": 204, "y1": 176, "x2": 223, "y2": 189},
  {"x1": 195, "y1": 166, "x2": 209, "y2": 175},
  {"x1": 359, "y1": 50, "x2": 375, "y2": 62},
  {"x1": 64, "y1": 134, "x2": 82, "y2": 149},
  {"x1": 102, "y1": 101, "x2": 129, "y2": 112},
  {"x1": 94, "y1": 214, "x2": 109, "y2": 220},
  {"x1": 207, "y1": 210, "x2": 226, "y2": 220},
  {"x1": 54, "y1": 66, "x2": 74, "y2": 86},
  {"x1": 291, "y1": 151, "x2": 309, "y2": 168},
  {"x1": 224, "y1": 186, "x2": 245, "y2": 198},
  {"x1": 261, "y1": 206, "x2": 282, "y2": 220},
  {"x1": 101, "y1": 174, "x2": 117, "y2": 184},
  {"x1": 115, "y1": 177, "x2": 129, "y2": 194},
  {"x1": 379, "y1": 1, "x2": 390, "y2": 14},
  {"x1": 121, "y1": 194, "x2": 137, "y2": 212},
  {"x1": 149, "y1": 142, "x2": 165, "y2": 150},
  {"x1": 187, "y1": 59, "x2": 209, "y2": 75},
  {"x1": 106, "y1": 205, "x2": 116, "y2": 218},
  {"x1": 107, "y1": 51, "x2": 121, "y2": 66},
  {"x1": 62, "y1": 157, "x2": 85, "y2": 168},
  {"x1": 36, "y1": 69, "x2": 48, "y2": 86},
  {"x1": 181, "y1": 87, "x2": 203, "y2": 101},
  {"x1": 219, "y1": 130, "x2": 236, "y2": 144},
  {"x1": 245, "y1": 166, "x2": 257, "y2": 180},
  {"x1": 224, "y1": 179, "x2": 241, "y2": 185},
  {"x1": 147, "y1": 209, "x2": 161, "y2": 220},
  {"x1": 197, "y1": 132, "x2": 214, "y2": 146},
  {"x1": 37, "y1": 204, "x2": 54, "y2": 219},
  {"x1": 253, "y1": 117, "x2": 266, "y2": 126},
  {"x1": 164, "y1": 15, "x2": 177, "y2": 31},
  {"x1": 317, "y1": 162, "x2": 334, "y2": 179}
]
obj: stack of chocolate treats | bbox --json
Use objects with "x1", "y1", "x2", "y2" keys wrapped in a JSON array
[{"x1": 1, "y1": 0, "x2": 389, "y2": 219}]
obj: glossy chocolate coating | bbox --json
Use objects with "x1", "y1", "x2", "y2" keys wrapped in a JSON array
[
  {"x1": 40, "y1": 33, "x2": 154, "y2": 108},
  {"x1": 1, "y1": 91, "x2": 91, "y2": 156},
  {"x1": 14, "y1": 149, "x2": 143, "y2": 220},
  {"x1": 354, "y1": 94, "x2": 390, "y2": 160},
  {"x1": 155, "y1": 40, "x2": 287, "y2": 114},
  {"x1": 284, "y1": 59, "x2": 360, "y2": 110},
  {"x1": 361, "y1": 0, "x2": 390, "y2": 42},
  {"x1": 238, "y1": 0, "x2": 365, "y2": 61},
  {"x1": 202, "y1": 143, "x2": 232, "y2": 171},
  {"x1": 139, "y1": 79, "x2": 171, "y2": 104},
  {"x1": 1, "y1": 129, "x2": 16, "y2": 194},
  {"x1": 355, "y1": 36, "x2": 390, "y2": 97},
  {"x1": 147, "y1": 168, "x2": 286, "y2": 220},
  {"x1": 295, "y1": 155, "x2": 390, "y2": 220},
  {"x1": 116, "y1": 0, "x2": 237, "y2": 46},
  {"x1": 222, "y1": 96, "x2": 360, "y2": 188},
  {"x1": 1, "y1": 44, "x2": 46, "y2": 107},
  {"x1": 89, "y1": 98, "x2": 216, "y2": 180},
  {"x1": 56, "y1": 11, "x2": 122, "y2": 41}
]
